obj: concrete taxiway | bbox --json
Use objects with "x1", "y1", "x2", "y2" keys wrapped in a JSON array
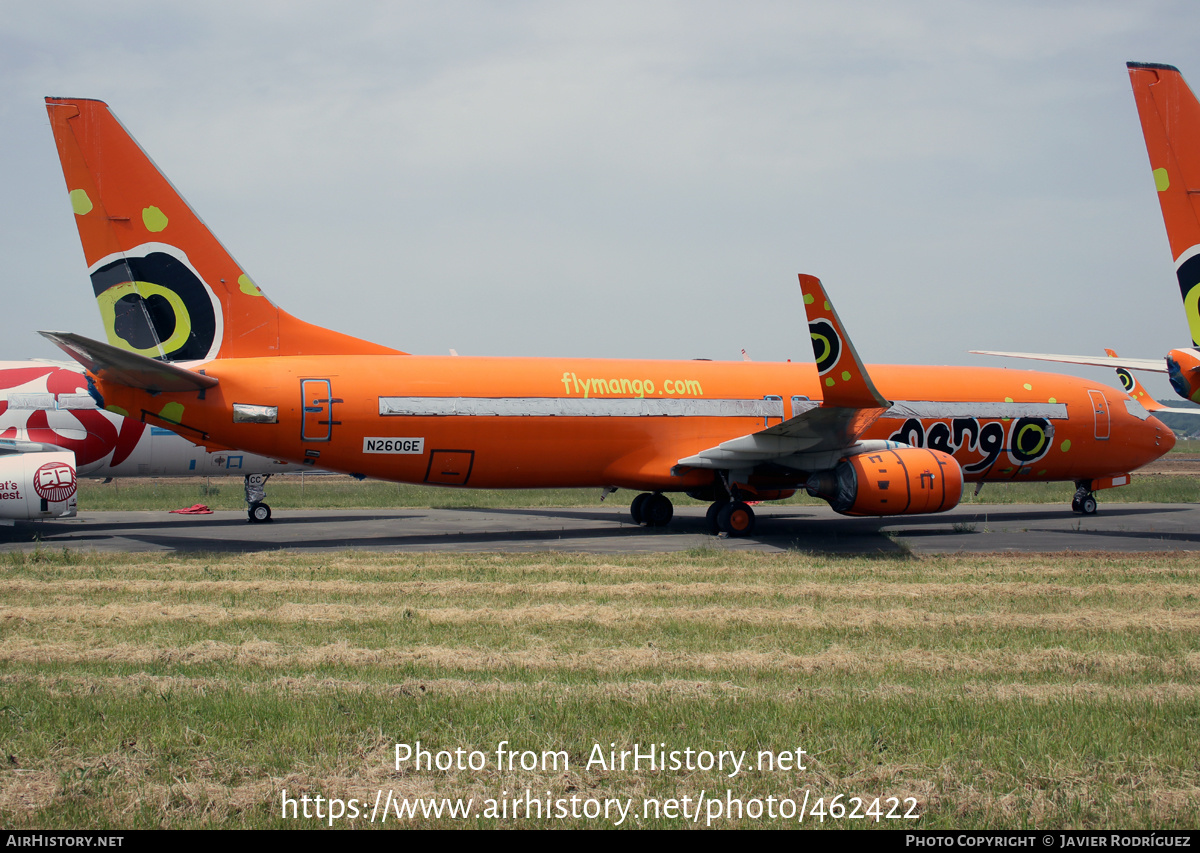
[{"x1": 2, "y1": 503, "x2": 1199, "y2": 554}]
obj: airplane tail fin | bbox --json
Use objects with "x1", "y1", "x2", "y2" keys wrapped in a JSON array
[
  {"x1": 44, "y1": 98, "x2": 404, "y2": 362},
  {"x1": 1127, "y1": 63, "x2": 1200, "y2": 347}
]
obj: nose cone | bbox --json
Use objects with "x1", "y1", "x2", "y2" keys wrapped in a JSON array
[
  {"x1": 1156, "y1": 417, "x2": 1176, "y2": 458},
  {"x1": 1102, "y1": 400, "x2": 1176, "y2": 474},
  {"x1": 1155, "y1": 415, "x2": 1177, "y2": 455},
  {"x1": 1135, "y1": 413, "x2": 1176, "y2": 468}
]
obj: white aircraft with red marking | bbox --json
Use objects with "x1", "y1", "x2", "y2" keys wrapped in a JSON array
[{"x1": 0, "y1": 358, "x2": 303, "y2": 524}]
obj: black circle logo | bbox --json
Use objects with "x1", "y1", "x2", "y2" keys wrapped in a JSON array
[
  {"x1": 90, "y1": 249, "x2": 217, "y2": 361},
  {"x1": 808, "y1": 319, "x2": 840, "y2": 374}
]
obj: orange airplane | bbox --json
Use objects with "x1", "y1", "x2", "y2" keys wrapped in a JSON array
[
  {"x1": 975, "y1": 62, "x2": 1200, "y2": 408},
  {"x1": 38, "y1": 98, "x2": 1174, "y2": 534}
]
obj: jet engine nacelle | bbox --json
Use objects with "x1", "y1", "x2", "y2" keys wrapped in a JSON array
[
  {"x1": 0, "y1": 452, "x2": 78, "y2": 521},
  {"x1": 805, "y1": 447, "x2": 963, "y2": 517}
]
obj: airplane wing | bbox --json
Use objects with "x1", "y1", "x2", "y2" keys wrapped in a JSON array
[
  {"x1": 676, "y1": 275, "x2": 888, "y2": 471},
  {"x1": 677, "y1": 277, "x2": 1070, "y2": 474},
  {"x1": 969, "y1": 350, "x2": 1168, "y2": 373}
]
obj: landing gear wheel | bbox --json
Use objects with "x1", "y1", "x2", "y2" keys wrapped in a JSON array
[
  {"x1": 642, "y1": 493, "x2": 674, "y2": 527},
  {"x1": 630, "y1": 493, "x2": 650, "y2": 525},
  {"x1": 706, "y1": 500, "x2": 728, "y2": 535},
  {"x1": 1071, "y1": 485, "x2": 1096, "y2": 515},
  {"x1": 248, "y1": 502, "x2": 272, "y2": 523},
  {"x1": 717, "y1": 501, "x2": 755, "y2": 537}
]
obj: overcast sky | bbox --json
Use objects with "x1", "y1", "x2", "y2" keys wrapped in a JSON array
[{"x1": 3, "y1": 1, "x2": 1197, "y2": 397}]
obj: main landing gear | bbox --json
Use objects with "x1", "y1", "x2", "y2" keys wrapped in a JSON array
[
  {"x1": 625, "y1": 487, "x2": 757, "y2": 537},
  {"x1": 630, "y1": 492, "x2": 674, "y2": 527},
  {"x1": 245, "y1": 473, "x2": 273, "y2": 523},
  {"x1": 1071, "y1": 480, "x2": 1098, "y2": 515},
  {"x1": 705, "y1": 499, "x2": 756, "y2": 537}
]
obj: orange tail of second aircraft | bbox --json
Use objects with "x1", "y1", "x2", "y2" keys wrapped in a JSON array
[
  {"x1": 44, "y1": 98, "x2": 403, "y2": 363},
  {"x1": 1128, "y1": 63, "x2": 1200, "y2": 348}
]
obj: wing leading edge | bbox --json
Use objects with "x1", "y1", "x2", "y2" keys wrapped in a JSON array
[
  {"x1": 970, "y1": 350, "x2": 1168, "y2": 373},
  {"x1": 676, "y1": 276, "x2": 1063, "y2": 474}
]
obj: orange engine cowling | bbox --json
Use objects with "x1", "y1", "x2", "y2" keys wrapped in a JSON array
[{"x1": 805, "y1": 447, "x2": 963, "y2": 517}]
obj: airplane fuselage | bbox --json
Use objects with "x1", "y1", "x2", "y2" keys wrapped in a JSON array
[{"x1": 93, "y1": 355, "x2": 1172, "y2": 493}]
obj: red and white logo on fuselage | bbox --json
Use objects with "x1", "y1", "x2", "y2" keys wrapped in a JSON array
[{"x1": 33, "y1": 462, "x2": 76, "y2": 503}]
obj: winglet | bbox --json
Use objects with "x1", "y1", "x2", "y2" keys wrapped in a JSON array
[
  {"x1": 799, "y1": 275, "x2": 889, "y2": 409},
  {"x1": 1127, "y1": 63, "x2": 1200, "y2": 346},
  {"x1": 38, "y1": 331, "x2": 218, "y2": 394},
  {"x1": 1105, "y1": 347, "x2": 1164, "y2": 411}
]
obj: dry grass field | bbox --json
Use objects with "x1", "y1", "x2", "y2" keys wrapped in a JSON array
[{"x1": 1, "y1": 548, "x2": 1198, "y2": 828}]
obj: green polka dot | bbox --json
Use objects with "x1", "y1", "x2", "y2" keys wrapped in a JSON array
[
  {"x1": 1023, "y1": 383, "x2": 1032, "y2": 391},
  {"x1": 142, "y1": 206, "x2": 168, "y2": 232},
  {"x1": 105, "y1": 405, "x2": 128, "y2": 417},
  {"x1": 158, "y1": 401, "x2": 184, "y2": 423},
  {"x1": 825, "y1": 377, "x2": 835, "y2": 387},
  {"x1": 803, "y1": 294, "x2": 814, "y2": 305},
  {"x1": 823, "y1": 301, "x2": 831, "y2": 311},
  {"x1": 1037, "y1": 470, "x2": 1047, "y2": 477},
  {"x1": 841, "y1": 370, "x2": 851, "y2": 381},
  {"x1": 1154, "y1": 167, "x2": 1170, "y2": 192},
  {"x1": 238, "y1": 274, "x2": 262, "y2": 297},
  {"x1": 69, "y1": 189, "x2": 93, "y2": 216},
  {"x1": 1048, "y1": 397, "x2": 1057, "y2": 404},
  {"x1": 1005, "y1": 396, "x2": 1013, "y2": 403},
  {"x1": 1061, "y1": 439, "x2": 1072, "y2": 452}
]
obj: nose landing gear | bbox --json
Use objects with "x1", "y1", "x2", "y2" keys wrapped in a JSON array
[
  {"x1": 245, "y1": 473, "x2": 273, "y2": 523},
  {"x1": 1071, "y1": 481, "x2": 1098, "y2": 515}
]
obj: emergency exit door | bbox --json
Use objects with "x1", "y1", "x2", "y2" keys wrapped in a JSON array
[
  {"x1": 301, "y1": 379, "x2": 342, "y2": 441},
  {"x1": 1087, "y1": 389, "x2": 1110, "y2": 440}
]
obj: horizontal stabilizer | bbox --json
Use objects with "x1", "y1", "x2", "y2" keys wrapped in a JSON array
[
  {"x1": 38, "y1": 331, "x2": 219, "y2": 394},
  {"x1": 970, "y1": 350, "x2": 1168, "y2": 373}
]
